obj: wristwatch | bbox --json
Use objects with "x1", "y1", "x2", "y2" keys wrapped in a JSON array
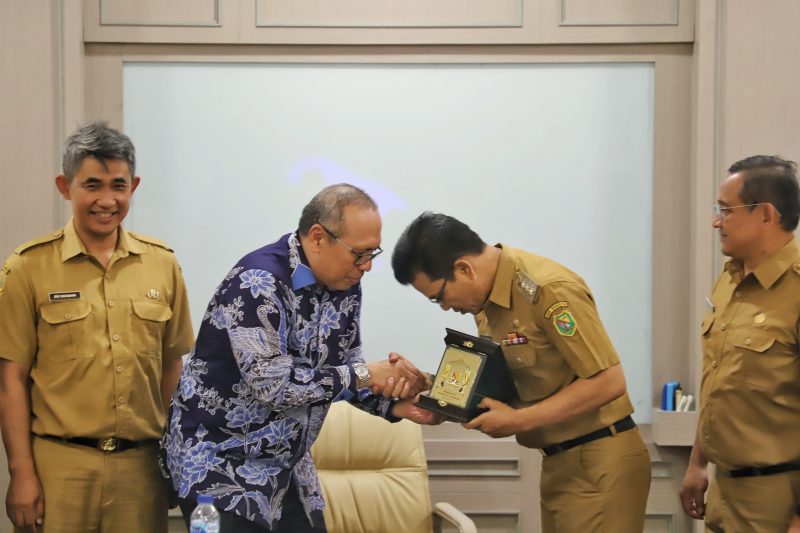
[{"x1": 353, "y1": 363, "x2": 371, "y2": 389}]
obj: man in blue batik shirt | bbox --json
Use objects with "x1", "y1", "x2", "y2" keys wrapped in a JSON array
[{"x1": 162, "y1": 184, "x2": 437, "y2": 532}]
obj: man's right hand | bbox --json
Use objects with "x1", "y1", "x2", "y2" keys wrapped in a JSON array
[
  {"x1": 367, "y1": 352, "x2": 430, "y2": 399},
  {"x1": 6, "y1": 469, "x2": 44, "y2": 532},
  {"x1": 679, "y1": 462, "x2": 708, "y2": 520}
]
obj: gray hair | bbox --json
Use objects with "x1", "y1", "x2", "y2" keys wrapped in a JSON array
[
  {"x1": 298, "y1": 183, "x2": 378, "y2": 236},
  {"x1": 62, "y1": 121, "x2": 136, "y2": 180}
]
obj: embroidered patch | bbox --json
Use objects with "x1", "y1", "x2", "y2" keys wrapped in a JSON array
[
  {"x1": 553, "y1": 310, "x2": 577, "y2": 337},
  {"x1": 544, "y1": 301, "x2": 568, "y2": 319},
  {"x1": 48, "y1": 291, "x2": 81, "y2": 302}
]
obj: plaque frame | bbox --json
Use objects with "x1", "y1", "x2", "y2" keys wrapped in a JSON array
[{"x1": 416, "y1": 328, "x2": 517, "y2": 422}]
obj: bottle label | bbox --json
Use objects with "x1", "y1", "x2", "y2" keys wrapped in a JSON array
[{"x1": 190, "y1": 520, "x2": 220, "y2": 533}]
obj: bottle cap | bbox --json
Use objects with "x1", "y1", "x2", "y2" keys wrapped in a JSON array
[{"x1": 197, "y1": 495, "x2": 214, "y2": 505}]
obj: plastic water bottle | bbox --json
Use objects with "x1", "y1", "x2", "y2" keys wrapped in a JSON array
[{"x1": 190, "y1": 494, "x2": 221, "y2": 533}]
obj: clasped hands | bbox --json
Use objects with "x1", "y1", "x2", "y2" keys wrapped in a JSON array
[{"x1": 367, "y1": 353, "x2": 443, "y2": 425}]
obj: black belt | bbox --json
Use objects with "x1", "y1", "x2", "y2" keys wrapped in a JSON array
[
  {"x1": 729, "y1": 462, "x2": 800, "y2": 478},
  {"x1": 543, "y1": 416, "x2": 636, "y2": 456},
  {"x1": 40, "y1": 435, "x2": 154, "y2": 453}
]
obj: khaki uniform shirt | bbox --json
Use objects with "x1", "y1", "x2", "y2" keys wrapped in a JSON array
[
  {"x1": 699, "y1": 239, "x2": 800, "y2": 471},
  {"x1": 0, "y1": 221, "x2": 194, "y2": 440},
  {"x1": 478, "y1": 245, "x2": 633, "y2": 449}
]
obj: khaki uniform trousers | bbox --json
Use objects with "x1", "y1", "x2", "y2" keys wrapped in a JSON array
[
  {"x1": 705, "y1": 468, "x2": 800, "y2": 532},
  {"x1": 16, "y1": 436, "x2": 168, "y2": 533},
  {"x1": 540, "y1": 427, "x2": 651, "y2": 533}
]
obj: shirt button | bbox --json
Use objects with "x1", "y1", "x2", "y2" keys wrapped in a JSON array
[
  {"x1": 744, "y1": 338, "x2": 751, "y2": 345},
  {"x1": 720, "y1": 323, "x2": 727, "y2": 331},
  {"x1": 118, "y1": 395, "x2": 125, "y2": 404},
  {"x1": 516, "y1": 357, "x2": 522, "y2": 363},
  {"x1": 64, "y1": 313, "x2": 72, "y2": 319},
  {"x1": 734, "y1": 291, "x2": 742, "y2": 297},
  {"x1": 711, "y1": 361, "x2": 718, "y2": 368},
  {"x1": 108, "y1": 300, "x2": 115, "y2": 308},
  {"x1": 115, "y1": 365, "x2": 123, "y2": 374},
  {"x1": 112, "y1": 334, "x2": 121, "y2": 342}
]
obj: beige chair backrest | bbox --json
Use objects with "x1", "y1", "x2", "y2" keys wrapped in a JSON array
[{"x1": 311, "y1": 401, "x2": 434, "y2": 533}]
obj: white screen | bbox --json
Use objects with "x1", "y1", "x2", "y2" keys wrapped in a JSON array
[{"x1": 123, "y1": 62, "x2": 654, "y2": 421}]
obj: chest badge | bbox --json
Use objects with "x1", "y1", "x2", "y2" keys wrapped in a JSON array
[
  {"x1": 754, "y1": 313, "x2": 766, "y2": 325},
  {"x1": 146, "y1": 289, "x2": 160, "y2": 300}
]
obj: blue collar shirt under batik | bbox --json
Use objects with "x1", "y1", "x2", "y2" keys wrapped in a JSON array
[{"x1": 162, "y1": 232, "x2": 395, "y2": 529}]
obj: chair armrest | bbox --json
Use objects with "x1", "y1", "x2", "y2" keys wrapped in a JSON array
[{"x1": 433, "y1": 502, "x2": 477, "y2": 533}]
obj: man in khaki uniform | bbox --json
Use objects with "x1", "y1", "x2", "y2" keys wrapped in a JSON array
[
  {"x1": 0, "y1": 122, "x2": 194, "y2": 533},
  {"x1": 680, "y1": 155, "x2": 800, "y2": 532},
  {"x1": 392, "y1": 212, "x2": 651, "y2": 532}
]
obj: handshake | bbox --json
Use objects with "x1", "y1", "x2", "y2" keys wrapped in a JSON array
[{"x1": 364, "y1": 352, "x2": 433, "y2": 400}]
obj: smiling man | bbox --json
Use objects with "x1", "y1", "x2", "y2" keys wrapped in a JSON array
[
  {"x1": 162, "y1": 184, "x2": 436, "y2": 532},
  {"x1": 392, "y1": 212, "x2": 650, "y2": 532},
  {"x1": 680, "y1": 155, "x2": 800, "y2": 531},
  {"x1": 0, "y1": 122, "x2": 194, "y2": 532}
]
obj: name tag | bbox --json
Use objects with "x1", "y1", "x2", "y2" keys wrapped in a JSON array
[{"x1": 49, "y1": 291, "x2": 81, "y2": 302}]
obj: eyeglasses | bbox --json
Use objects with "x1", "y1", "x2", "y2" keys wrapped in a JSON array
[
  {"x1": 429, "y1": 277, "x2": 448, "y2": 304},
  {"x1": 712, "y1": 202, "x2": 769, "y2": 219},
  {"x1": 317, "y1": 222, "x2": 383, "y2": 266}
]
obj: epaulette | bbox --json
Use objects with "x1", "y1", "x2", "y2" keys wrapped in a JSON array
[
  {"x1": 128, "y1": 231, "x2": 174, "y2": 252},
  {"x1": 514, "y1": 270, "x2": 539, "y2": 304},
  {"x1": 14, "y1": 229, "x2": 63, "y2": 255}
]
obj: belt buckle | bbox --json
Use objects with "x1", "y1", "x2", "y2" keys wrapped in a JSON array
[{"x1": 99, "y1": 437, "x2": 118, "y2": 452}]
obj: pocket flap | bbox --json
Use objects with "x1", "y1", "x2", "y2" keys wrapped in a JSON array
[
  {"x1": 734, "y1": 334, "x2": 775, "y2": 353},
  {"x1": 132, "y1": 300, "x2": 172, "y2": 322},
  {"x1": 40, "y1": 301, "x2": 91, "y2": 324}
]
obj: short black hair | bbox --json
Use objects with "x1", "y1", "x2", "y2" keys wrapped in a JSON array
[
  {"x1": 728, "y1": 155, "x2": 800, "y2": 231},
  {"x1": 392, "y1": 212, "x2": 486, "y2": 284}
]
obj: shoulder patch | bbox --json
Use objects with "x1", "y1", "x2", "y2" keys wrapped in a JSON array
[
  {"x1": 514, "y1": 271, "x2": 539, "y2": 304},
  {"x1": 14, "y1": 230, "x2": 63, "y2": 255},
  {"x1": 553, "y1": 309, "x2": 578, "y2": 336},
  {"x1": 128, "y1": 231, "x2": 174, "y2": 252}
]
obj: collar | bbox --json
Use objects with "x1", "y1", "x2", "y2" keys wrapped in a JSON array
[
  {"x1": 289, "y1": 232, "x2": 318, "y2": 290},
  {"x1": 725, "y1": 239, "x2": 800, "y2": 289},
  {"x1": 60, "y1": 219, "x2": 141, "y2": 262},
  {"x1": 485, "y1": 244, "x2": 516, "y2": 310}
]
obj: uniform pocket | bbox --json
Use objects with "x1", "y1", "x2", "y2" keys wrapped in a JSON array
[
  {"x1": 132, "y1": 300, "x2": 172, "y2": 357},
  {"x1": 38, "y1": 301, "x2": 93, "y2": 360},
  {"x1": 731, "y1": 333, "x2": 785, "y2": 391},
  {"x1": 502, "y1": 345, "x2": 540, "y2": 402}
]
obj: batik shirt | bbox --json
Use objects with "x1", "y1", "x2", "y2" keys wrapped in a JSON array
[{"x1": 162, "y1": 232, "x2": 395, "y2": 529}]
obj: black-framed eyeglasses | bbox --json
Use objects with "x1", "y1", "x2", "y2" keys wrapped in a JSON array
[
  {"x1": 429, "y1": 277, "x2": 448, "y2": 304},
  {"x1": 318, "y1": 222, "x2": 383, "y2": 266}
]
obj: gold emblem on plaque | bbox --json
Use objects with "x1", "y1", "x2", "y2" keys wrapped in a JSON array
[
  {"x1": 428, "y1": 346, "x2": 483, "y2": 409},
  {"x1": 463, "y1": 340, "x2": 474, "y2": 348}
]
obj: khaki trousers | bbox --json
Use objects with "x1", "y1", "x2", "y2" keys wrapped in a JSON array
[
  {"x1": 15, "y1": 436, "x2": 168, "y2": 533},
  {"x1": 705, "y1": 467, "x2": 800, "y2": 533},
  {"x1": 539, "y1": 427, "x2": 651, "y2": 533}
]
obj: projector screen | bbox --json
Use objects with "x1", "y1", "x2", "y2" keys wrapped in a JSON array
[{"x1": 123, "y1": 61, "x2": 654, "y2": 421}]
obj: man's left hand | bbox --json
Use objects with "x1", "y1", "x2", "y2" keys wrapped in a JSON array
[{"x1": 462, "y1": 397, "x2": 523, "y2": 438}]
